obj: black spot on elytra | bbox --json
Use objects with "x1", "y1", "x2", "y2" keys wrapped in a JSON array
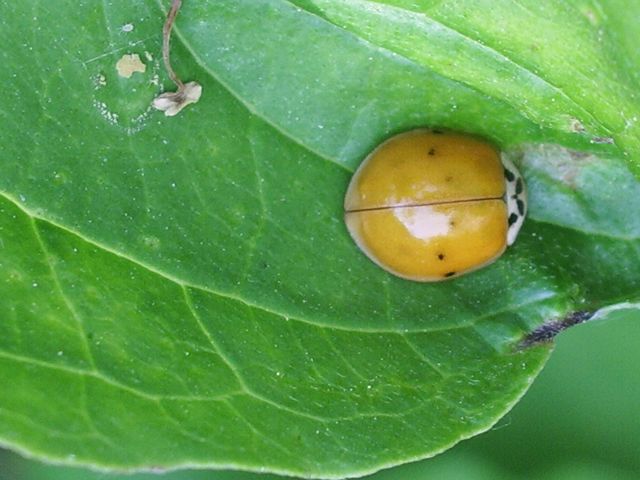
[
  {"x1": 508, "y1": 213, "x2": 518, "y2": 226},
  {"x1": 437, "y1": 253, "x2": 445, "y2": 261},
  {"x1": 444, "y1": 271, "x2": 456, "y2": 278},
  {"x1": 445, "y1": 175, "x2": 453, "y2": 182},
  {"x1": 516, "y1": 178, "x2": 524, "y2": 194},
  {"x1": 517, "y1": 199, "x2": 525, "y2": 215},
  {"x1": 449, "y1": 220, "x2": 456, "y2": 227},
  {"x1": 428, "y1": 148, "x2": 436, "y2": 156},
  {"x1": 504, "y1": 168, "x2": 516, "y2": 182}
]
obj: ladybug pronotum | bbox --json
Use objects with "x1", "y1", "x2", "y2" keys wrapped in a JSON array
[{"x1": 344, "y1": 129, "x2": 526, "y2": 282}]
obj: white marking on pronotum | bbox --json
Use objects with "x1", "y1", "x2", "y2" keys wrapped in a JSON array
[{"x1": 502, "y1": 154, "x2": 527, "y2": 246}]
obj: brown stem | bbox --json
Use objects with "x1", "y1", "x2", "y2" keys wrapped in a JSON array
[{"x1": 163, "y1": 0, "x2": 184, "y2": 89}]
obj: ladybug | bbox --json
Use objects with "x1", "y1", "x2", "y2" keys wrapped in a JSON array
[{"x1": 344, "y1": 129, "x2": 526, "y2": 282}]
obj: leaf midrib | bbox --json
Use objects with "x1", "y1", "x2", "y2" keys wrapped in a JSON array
[
  {"x1": 5, "y1": 189, "x2": 634, "y2": 335},
  {"x1": 364, "y1": 0, "x2": 618, "y2": 133},
  {"x1": 282, "y1": 0, "x2": 614, "y2": 137}
]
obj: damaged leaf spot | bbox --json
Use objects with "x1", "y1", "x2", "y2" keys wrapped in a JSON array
[
  {"x1": 519, "y1": 311, "x2": 593, "y2": 348},
  {"x1": 569, "y1": 117, "x2": 586, "y2": 133},
  {"x1": 590, "y1": 136, "x2": 615, "y2": 145},
  {"x1": 116, "y1": 53, "x2": 146, "y2": 78}
]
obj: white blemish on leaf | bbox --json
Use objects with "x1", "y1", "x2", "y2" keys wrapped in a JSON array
[
  {"x1": 93, "y1": 99, "x2": 119, "y2": 125},
  {"x1": 116, "y1": 53, "x2": 146, "y2": 78},
  {"x1": 125, "y1": 105, "x2": 155, "y2": 135},
  {"x1": 93, "y1": 73, "x2": 107, "y2": 89},
  {"x1": 515, "y1": 144, "x2": 594, "y2": 189},
  {"x1": 569, "y1": 117, "x2": 586, "y2": 133},
  {"x1": 579, "y1": 4, "x2": 605, "y2": 27},
  {"x1": 121, "y1": 23, "x2": 134, "y2": 33}
]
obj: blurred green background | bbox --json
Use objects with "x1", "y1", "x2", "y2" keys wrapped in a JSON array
[{"x1": 1, "y1": 310, "x2": 638, "y2": 480}]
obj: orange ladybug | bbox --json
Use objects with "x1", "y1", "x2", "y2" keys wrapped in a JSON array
[{"x1": 344, "y1": 129, "x2": 526, "y2": 281}]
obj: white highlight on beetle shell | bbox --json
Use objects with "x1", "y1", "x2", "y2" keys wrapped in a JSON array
[{"x1": 393, "y1": 206, "x2": 451, "y2": 241}]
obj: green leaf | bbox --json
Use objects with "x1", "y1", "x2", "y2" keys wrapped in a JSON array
[{"x1": 0, "y1": 0, "x2": 638, "y2": 478}]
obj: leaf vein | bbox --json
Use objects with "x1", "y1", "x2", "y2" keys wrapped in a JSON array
[
  {"x1": 152, "y1": 0, "x2": 351, "y2": 175},
  {"x1": 0, "y1": 349, "x2": 242, "y2": 404},
  {"x1": 29, "y1": 217, "x2": 97, "y2": 370},
  {"x1": 1, "y1": 190, "x2": 590, "y2": 340},
  {"x1": 298, "y1": 0, "x2": 614, "y2": 137}
]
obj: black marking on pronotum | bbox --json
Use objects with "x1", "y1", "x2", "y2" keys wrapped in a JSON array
[
  {"x1": 516, "y1": 178, "x2": 524, "y2": 194},
  {"x1": 517, "y1": 199, "x2": 525, "y2": 215},
  {"x1": 508, "y1": 213, "x2": 519, "y2": 226},
  {"x1": 437, "y1": 253, "x2": 445, "y2": 260},
  {"x1": 428, "y1": 148, "x2": 436, "y2": 156},
  {"x1": 519, "y1": 311, "x2": 594, "y2": 348},
  {"x1": 444, "y1": 271, "x2": 456, "y2": 277},
  {"x1": 504, "y1": 168, "x2": 516, "y2": 182}
]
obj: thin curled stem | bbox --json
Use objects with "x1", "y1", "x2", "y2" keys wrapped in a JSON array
[
  {"x1": 163, "y1": 0, "x2": 184, "y2": 89},
  {"x1": 153, "y1": 0, "x2": 202, "y2": 116}
]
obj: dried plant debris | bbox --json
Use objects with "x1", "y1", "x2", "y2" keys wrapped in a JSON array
[
  {"x1": 152, "y1": 0, "x2": 202, "y2": 117},
  {"x1": 153, "y1": 81, "x2": 202, "y2": 116}
]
